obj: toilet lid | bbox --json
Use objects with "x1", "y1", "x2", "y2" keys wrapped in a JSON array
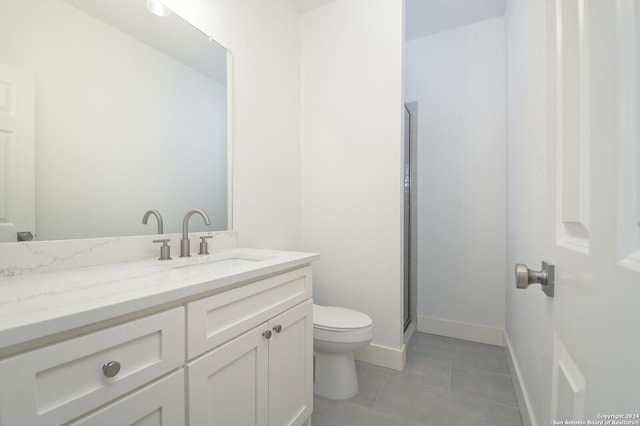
[{"x1": 313, "y1": 304, "x2": 373, "y2": 331}]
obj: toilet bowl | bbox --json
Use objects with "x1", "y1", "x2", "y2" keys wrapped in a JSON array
[{"x1": 313, "y1": 304, "x2": 374, "y2": 400}]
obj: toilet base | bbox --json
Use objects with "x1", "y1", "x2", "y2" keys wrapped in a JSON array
[{"x1": 313, "y1": 350, "x2": 359, "y2": 400}]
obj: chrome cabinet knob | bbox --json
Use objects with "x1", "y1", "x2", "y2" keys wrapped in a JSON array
[
  {"x1": 515, "y1": 261, "x2": 555, "y2": 297},
  {"x1": 102, "y1": 361, "x2": 121, "y2": 378},
  {"x1": 262, "y1": 329, "x2": 272, "y2": 339},
  {"x1": 273, "y1": 324, "x2": 282, "y2": 333}
]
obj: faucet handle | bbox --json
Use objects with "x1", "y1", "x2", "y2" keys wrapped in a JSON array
[
  {"x1": 152, "y1": 238, "x2": 172, "y2": 261},
  {"x1": 199, "y1": 235, "x2": 213, "y2": 255}
]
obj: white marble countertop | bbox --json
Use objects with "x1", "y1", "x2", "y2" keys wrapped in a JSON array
[{"x1": 0, "y1": 248, "x2": 319, "y2": 351}]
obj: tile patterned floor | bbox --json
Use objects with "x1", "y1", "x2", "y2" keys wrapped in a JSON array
[{"x1": 311, "y1": 333, "x2": 526, "y2": 426}]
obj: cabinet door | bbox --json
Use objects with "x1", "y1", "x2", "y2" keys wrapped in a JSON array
[
  {"x1": 268, "y1": 300, "x2": 313, "y2": 426},
  {"x1": 186, "y1": 323, "x2": 269, "y2": 426},
  {"x1": 67, "y1": 370, "x2": 185, "y2": 426}
]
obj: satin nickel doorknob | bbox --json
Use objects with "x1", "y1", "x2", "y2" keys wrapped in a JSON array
[
  {"x1": 262, "y1": 329, "x2": 272, "y2": 339},
  {"x1": 515, "y1": 261, "x2": 555, "y2": 297},
  {"x1": 272, "y1": 324, "x2": 282, "y2": 333}
]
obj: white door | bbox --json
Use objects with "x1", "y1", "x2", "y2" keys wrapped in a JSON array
[
  {"x1": 507, "y1": 0, "x2": 640, "y2": 424},
  {"x1": 0, "y1": 64, "x2": 35, "y2": 242}
]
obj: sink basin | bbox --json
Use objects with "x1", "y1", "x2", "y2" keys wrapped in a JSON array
[{"x1": 172, "y1": 252, "x2": 272, "y2": 271}]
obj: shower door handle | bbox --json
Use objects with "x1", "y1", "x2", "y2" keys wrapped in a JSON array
[{"x1": 515, "y1": 261, "x2": 554, "y2": 297}]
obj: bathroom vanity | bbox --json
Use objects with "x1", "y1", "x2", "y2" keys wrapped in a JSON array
[
  {"x1": 0, "y1": 0, "x2": 317, "y2": 423},
  {"x1": 0, "y1": 245, "x2": 318, "y2": 425}
]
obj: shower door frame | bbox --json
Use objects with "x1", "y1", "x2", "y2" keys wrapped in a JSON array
[{"x1": 403, "y1": 102, "x2": 418, "y2": 337}]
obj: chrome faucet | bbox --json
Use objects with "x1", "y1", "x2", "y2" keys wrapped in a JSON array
[
  {"x1": 180, "y1": 209, "x2": 211, "y2": 257},
  {"x1": 142, "y1": 209, "x2": 164, "y2": 234}
]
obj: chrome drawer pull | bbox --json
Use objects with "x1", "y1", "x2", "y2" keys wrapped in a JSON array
[{"x1": 102, "y1": 361, "x2": 121, "y2": 378}]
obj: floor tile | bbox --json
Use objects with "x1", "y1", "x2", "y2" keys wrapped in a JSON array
[
  {"x1": 350, "y1": 362, "x2": 388, "y2": 408},
  {"x1": 359, "y1": 353, "x2": 451, "y2": 390},
  {"x1": 450, "y1": 367, "x2": 518, "y2": 407},
  {"x1": 411, "y1": 333, "x2": 509, "y2": 375},
  {"x1": 372, "y1": 376, "x2": 449, "y2": 424},
  {"x1": 312, "y1": 332, "x2": 525, "y2": 426},
  {"x1": 446, "y1": 391, "x2": 523, "y2": 426},
  {"x1": 312, "y1": 396, "x2": 416, "y2": 426}
]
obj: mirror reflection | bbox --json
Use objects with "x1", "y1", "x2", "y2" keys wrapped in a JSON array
[{"x1": 0, "y1": 0, "x2": 230, "y2": 242}]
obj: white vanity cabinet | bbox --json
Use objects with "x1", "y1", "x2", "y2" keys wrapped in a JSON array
[
  {"x1": 185, "y1": 266, "x2": 313, "y2": 426},
  {"x1": 0, "y1": 308, "x2": 185, "y2": 426},
  {"x1": 0, "y1": 249, "x2": 317, "y2": 426}
]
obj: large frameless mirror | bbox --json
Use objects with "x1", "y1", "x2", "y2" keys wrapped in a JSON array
[{"x1": 0, "y1": 0, "x2": 230, "y2": 242}]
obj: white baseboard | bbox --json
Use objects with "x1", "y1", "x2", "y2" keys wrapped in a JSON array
[
  {"x1": 504, "y1": 332, "x2": 537, "y2": 426},
  {"x1": 354, "y1": 341, "x2": 406, "y2": 371},
  {"x1": 417, "y1": 315, "x2": 505, "y2": 346}
]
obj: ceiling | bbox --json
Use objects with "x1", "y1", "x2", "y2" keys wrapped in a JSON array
[
  {"x1": 291, "y1": 0, "x2": 507, "y2": 40},
  {"x1": 405, "y1": 0, "x2": 507, "y2": 40},
  {"x1": 291, "y1": 0, "x2": 336, "y2": 13},
  {"x1": 63, "y1": 0, "x2": 227, "y2": 84}
]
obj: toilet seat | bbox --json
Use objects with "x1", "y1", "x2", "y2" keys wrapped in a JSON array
[
  {"x1": 313, "y1": 305, "x2": 374, "y2": 343},
  {"x1": 313, "y1": 305, "x2": 373, "y2": 331}
]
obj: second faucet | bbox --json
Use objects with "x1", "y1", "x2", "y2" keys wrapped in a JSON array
[{"x1": 180, "y1": 209, "x2": 211, "y2": 257}]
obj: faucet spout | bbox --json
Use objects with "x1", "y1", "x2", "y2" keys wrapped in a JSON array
[
  {"x1": 142, "y1": 209, "x2": 164, "y2": 234},
  {"x1": 180, "y1": 209, "x2": 211, "y2": 257}
]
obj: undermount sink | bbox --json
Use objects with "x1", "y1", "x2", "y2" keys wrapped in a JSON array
[{"x1": 172, "y1": 252, "x2": 272, "y2": 271}]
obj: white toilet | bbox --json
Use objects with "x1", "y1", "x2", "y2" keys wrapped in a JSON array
[{"x1": 313, "y1": 304, "x2": 374, "y2": 400}]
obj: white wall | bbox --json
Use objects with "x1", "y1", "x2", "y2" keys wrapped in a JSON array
[
  {"x1": 405, "y1": 17, "x2": 507, "y2": 345},
  {"x1": 299, "y1": 0, "x2": 406, "y2": 369},
  {"x1": 162, "y1": 0, "x2": 302, "y2": 250}
]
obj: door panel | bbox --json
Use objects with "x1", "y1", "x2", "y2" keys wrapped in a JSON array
[
  {"x1": 617, "y1": 0, "x2": 640, "y2": 271},
  {"x1": 550, "y1": 335, "x2": 585, "y2": 423},
  {"x1": 555, "y1": 0, "x2": 591, "y2": 254}
]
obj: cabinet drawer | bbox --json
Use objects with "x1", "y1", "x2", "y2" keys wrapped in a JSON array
[
  {"x1": 67, "y1": 370, "x2": 185, "y2": 426},
  {"x1": 0, "y1": 307, "x2": 184, "y2": 426},
  {"x1": 186, "y1": 266, "x2": 312, "y2": 359}
]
